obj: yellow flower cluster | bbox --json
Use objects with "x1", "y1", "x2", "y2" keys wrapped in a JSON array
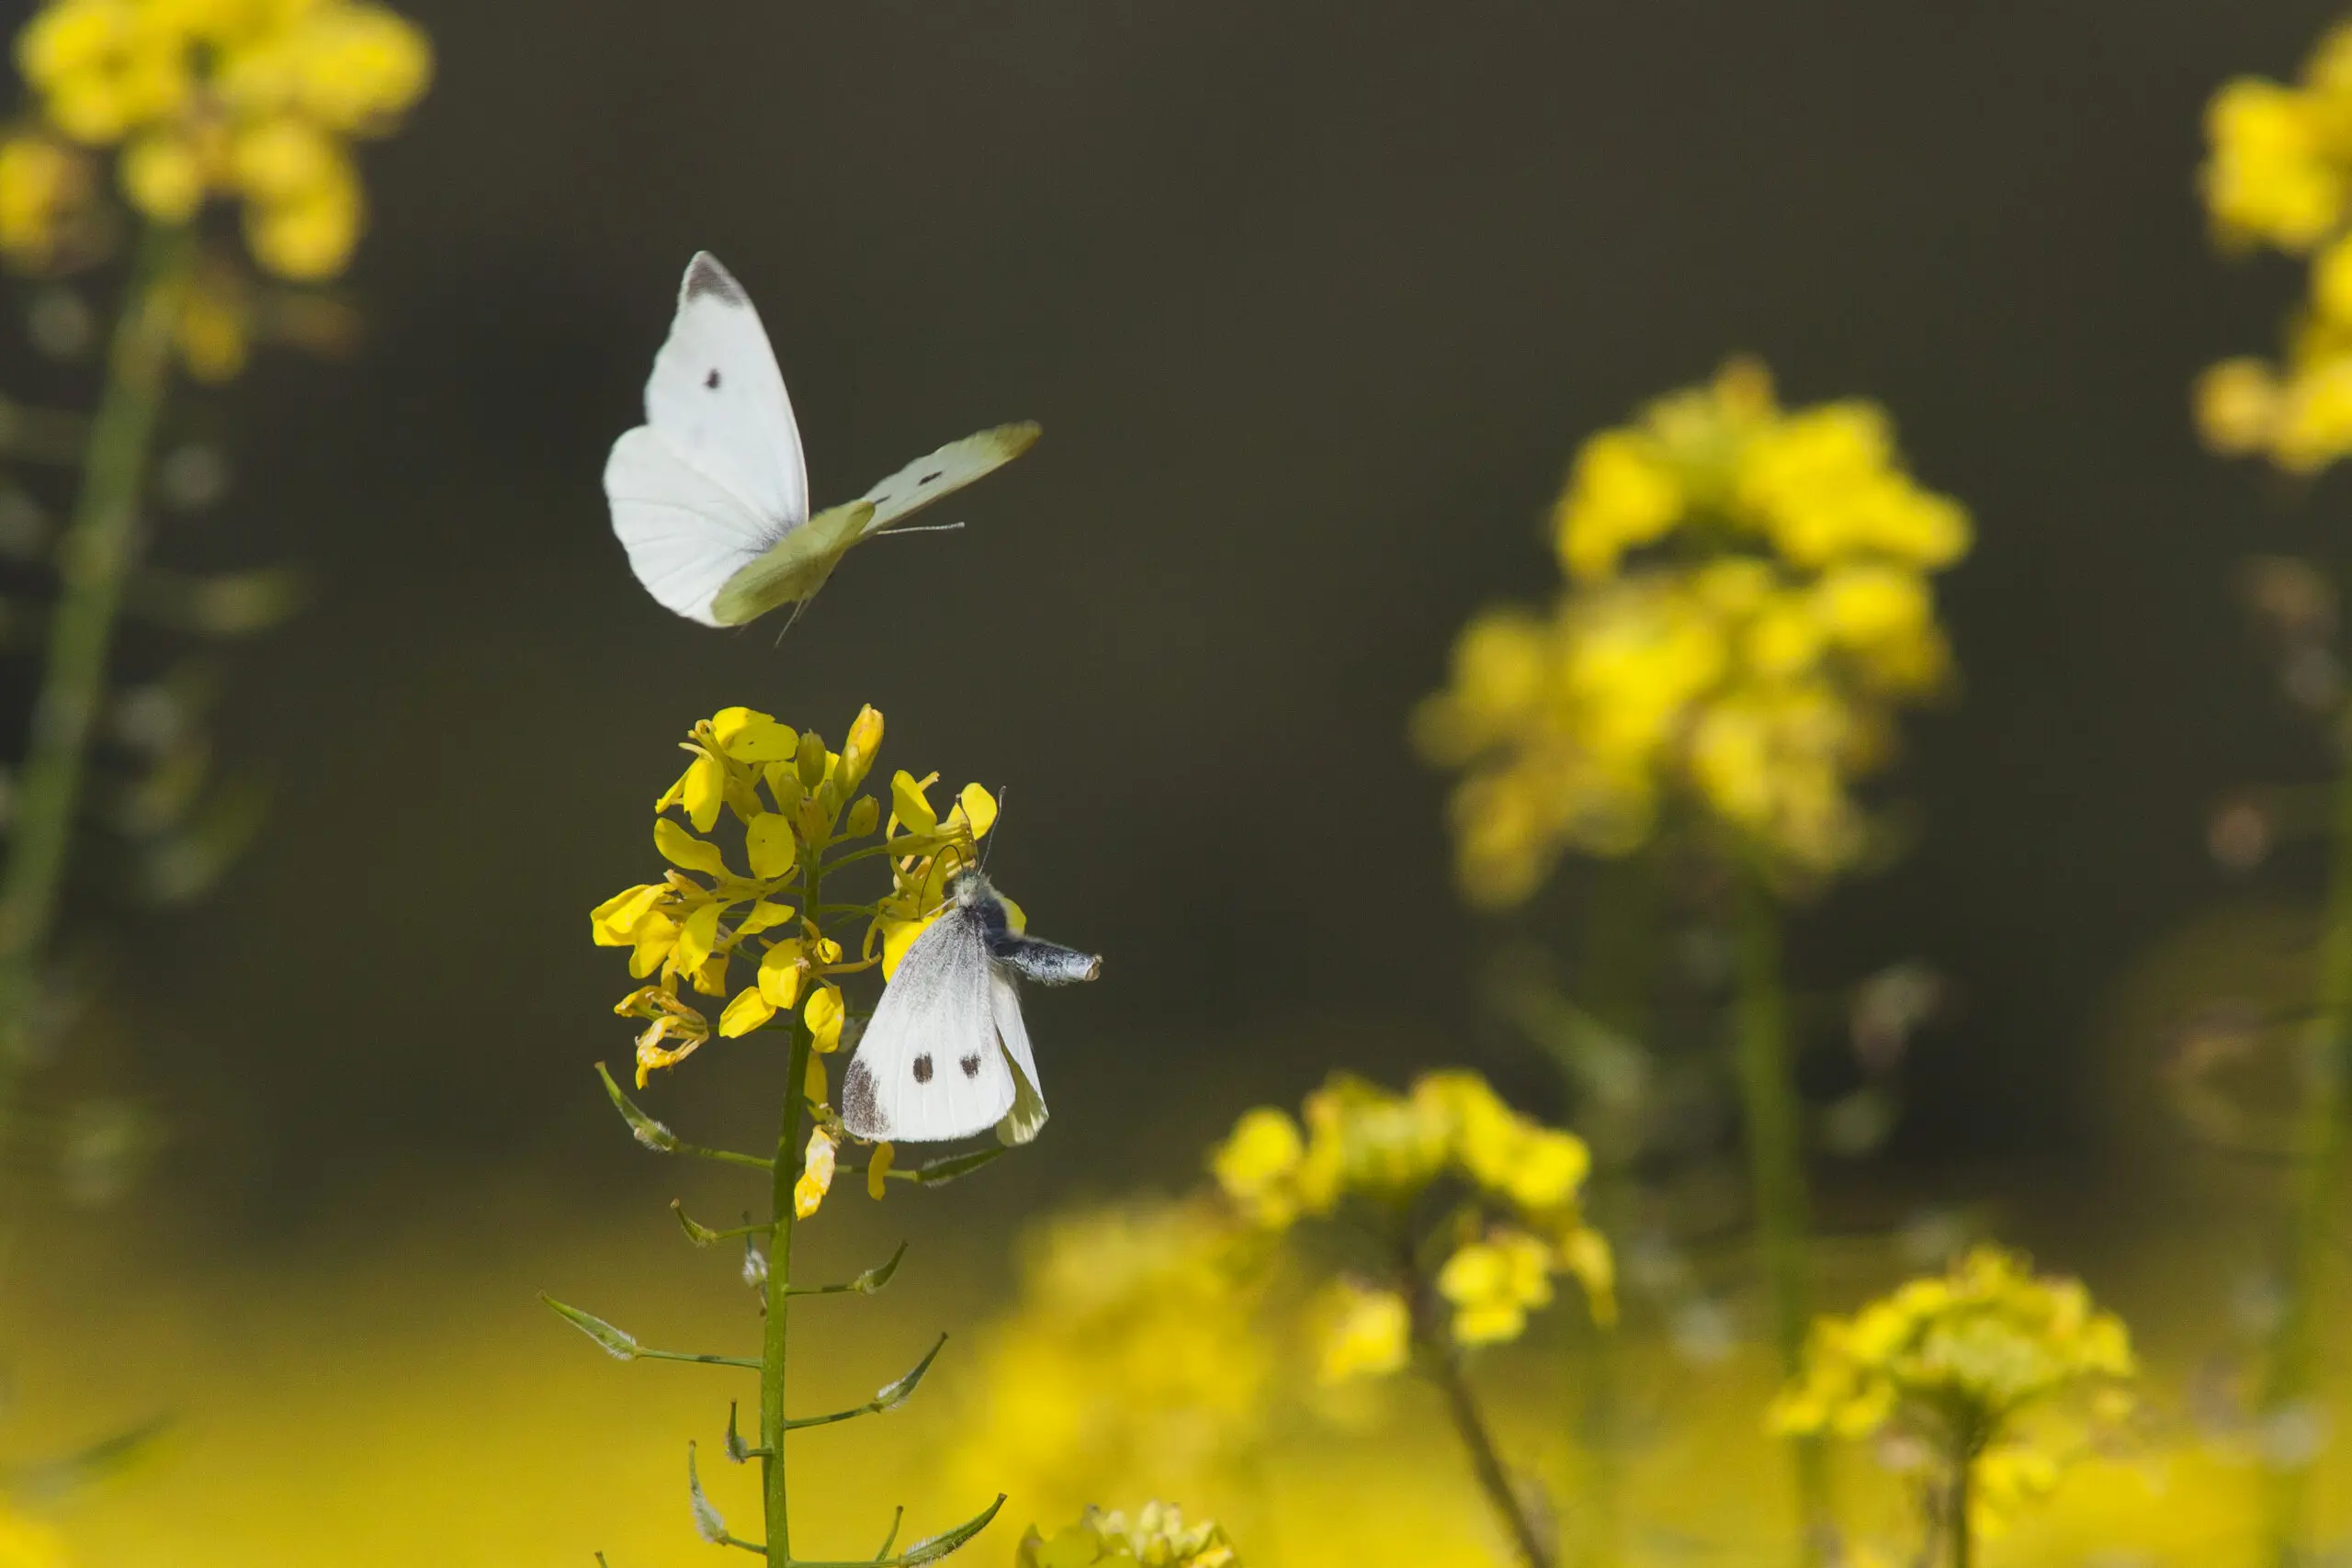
[
  {"x1": 1415, "y1": 361, "x2": 1968, "y2": 904},
  {"x1": 0, "y1": 0, "x2": 430, "y2": 280},
  {"x1": 589, "y1": 705, "x2": 998, "y2": 1223},
  {"x1": 948, "y1": 1200, "x2": 1272, "y2": 1527},
  {"x1": 1212, "y1": 1069, "x2": 1612, "y2": 1373},
  {"x1": 2195, "y1": 20, "x2": 2352, "y2": 471},
  {"x1": 1770, "y1": 1246, "x2": 2137, "y2": 1535},
  {"x1": 1017, "y1": 1503, "x2": 1239, "y2": 1568}
]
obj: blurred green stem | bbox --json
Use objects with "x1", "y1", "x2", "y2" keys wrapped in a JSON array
[
  {"x1": 761, "y1": 857, "x2": 820, "y2": 1565},
  {"x1": 1947, "y1": 1456, "x2": 1972, "y2": 1568},
  {"x1": 0, "y1": 222, "x2": 189, "y2": 1093},
  {"x1": 2259, "y1": 741, "x2": 2352, "y2": 1568},
  {"x1": 1430, "y1": 1343, "x2": 1554, "y2": 1568},
  {"x1": 1731, "y1": 861, "x2": 1828, "y2": 1562}
]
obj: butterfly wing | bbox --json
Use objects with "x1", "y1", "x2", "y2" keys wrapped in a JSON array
[
  {"x1": 644, "y1": 253, "x2": 808, "y2": 525},
  {"x1": 988, "y1": 966, "x2": 1048, "y2": 1145},
  {"x1": 841, "y1": 910, "x2": 1012, "y2": 1143},
  {"x1": 854, "y1": 423, "x2": 1042, "y2": 537},
  {"x1": 605, "y1": 427, "x2": 781, "y2": 625},
  {"x1": 709, "y1": 500, "x2": 874, "y2": 626}
]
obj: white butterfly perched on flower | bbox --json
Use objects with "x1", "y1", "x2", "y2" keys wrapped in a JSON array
[
  {"x1": 841, "y1": 869, "x2": 1100, "y2": 1146},
  {"x1": 604, "y1": 252, "x2": 1040, "y2": 626}
]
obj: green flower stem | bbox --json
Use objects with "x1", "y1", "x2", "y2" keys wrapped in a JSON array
[
  {"x1": 1948, "y1": 1457, "x2": 1971, "y2": 1568},
  {"x1": 0, "y1": 221, "x2": 189, "y2": 1134},
  {"x1": 1430, "y1": 1342, "x2": 1555, "y2": 1568},
  {"x1": 761, "y1": 854, "x2": 821, "y2": 1566},
  {"x1": 1731, "y1": 861, "x2": 1828, "y2": 1561},
  {"x1": 2259, "y1": 739, "x2": 2352, "y2": 1568}
]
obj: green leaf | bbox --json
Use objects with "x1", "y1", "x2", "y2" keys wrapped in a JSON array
[
  {"x1": 723, "y1": 1402, "x2": 759, "y2": 1463},
  {"x1": 1, "y1": 1417, "x2": 169, "y2": 1503},
  {"x1": 897, "y1": 1495, "x2": 1007, "y2": 1566},
  {"x1": 539, "y1": 1294, "x2": 639, "y2": 1359},
  {"x1": 855, "y1": 1239, "x2": 910, "y2": 1293},
  {"x1": 596, "y1": 1063, "x2": 678, "y2": 1153},
  {"x1": 891, "y1": 1146, "x2": 1008, "y2": 1187},
  {"x1": 875, "y1": 1333, "x2": 947, "y2": 1413},
  {"x1": 711, "y1": 501, "x2": 876, "y2": 625},
  {"x1": 686, "y1": 1441, "x2": 727, "y2": 1544}
]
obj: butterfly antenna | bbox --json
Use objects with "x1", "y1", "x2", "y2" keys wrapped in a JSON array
[
  {"x1": 980, "y1": 786, "x2": 1008, "y2": 874},
  {"x1": 874, "y1": 520, "x2": 967, "y2": 537}
]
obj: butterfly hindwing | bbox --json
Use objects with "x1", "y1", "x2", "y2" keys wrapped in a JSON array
[
  {"x1": 643, "y1": 253, "x2": 808, "y2": 527},
  {"x1": 841, "y1": 908, "x2": 1013, "y2": 1143},
  {"x1": 989, "y1": 967, "x2": 1047, "y2": 1146},
  {"x1": 710, "y1": 500, "x2": 875, "y2": 626}
]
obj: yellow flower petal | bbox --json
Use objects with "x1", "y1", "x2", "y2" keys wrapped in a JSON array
[
  {"x1": 866, "y1": 1141, "x2": 894, "y2": 1200},
  {"x1": 745, "y1": 813, "x2": 797, "y2": 880},
  {"x1": 806, "y1": 983, "x2": 844, "y2": 1054},
  {"x1": 654, "y1": 818, "x2": 729, "y2": 877},
  {"x1": 719, "y1": 987, "x2": 775, "y2": 1038}
]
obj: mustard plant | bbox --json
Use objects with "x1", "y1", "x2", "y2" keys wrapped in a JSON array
[
  {"x1": 1770, "y1": 1247, "x2": 2138, "y2": 1568},
  {"x1": 2193, "y1": 21, "x2": 2352, "y2": 1560},
  {"x1": 0, "y1": 0, "x2": 428, "y2": 1157},
  {"x1": 553, "y1": 702, "x2": 1068, "y2": 1566},
  {"x1": 1210, "y1": 1069, "x2": 1613, "y2": 1568},
  {"x1": 1415, "y1": 359, "x2": 1972, "y2": 1556}
]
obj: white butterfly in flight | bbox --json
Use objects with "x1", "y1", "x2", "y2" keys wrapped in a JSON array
[
  {"x1": 605, "y1": 252, "x2": 1040, "y2": 626},
  {"x1": 842, "y1": 869, "x2": 1101, "y2": 1145}
]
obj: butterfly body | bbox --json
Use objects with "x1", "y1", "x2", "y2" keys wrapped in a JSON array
[
  {"x1": 840, "y1": 871, "x2": 1100, "y2": 1146},
  {"x1": 605, "y1": 253, "x2": 1039, "y2": 626}
]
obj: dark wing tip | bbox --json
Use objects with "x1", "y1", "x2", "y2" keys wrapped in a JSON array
[{"x1": 682, "y1": 252, "x2": 747, "y2": 306}]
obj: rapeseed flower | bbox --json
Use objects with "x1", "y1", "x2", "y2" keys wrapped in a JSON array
[
  {"x1": 947, "y1": 1199, "x2": 1273, "y2": 1527},
  {"x1": 1210, "y1": 1068, "x2": 1613, "y2": 1372},
  {"x1": 1770, "y1": 1245, "x2": 2138, "y2": 1540},
  {"x1": 2, "y1": 0, "x2": 430, "y2": 283},
  {"x1": 1017, "y1": 1502, "x2": 1239, "y2": 1568},
  {"x1": 1416, "y1": 361, "x2": 1967, "y2": 903},
  {"x1": 589, "y1": 704, "x2": 998, "y2": 1222},
  {"x1": 2194, "y1": 19, "x2": 2352, "y2": 471}
]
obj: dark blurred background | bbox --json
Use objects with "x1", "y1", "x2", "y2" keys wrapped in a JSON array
[{"x1": 39, "y1": 0, "x2": 2352, "y2": 1231}]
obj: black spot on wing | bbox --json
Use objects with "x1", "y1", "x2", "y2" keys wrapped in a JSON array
[
  {"x1": 919, "y1": 470, "x2": 943, "y2": 485},
  {"x1": 912, "y1": 1054, "x2": 933, "y2": 1084},
  {"x1": 842, "y1": 1059, "x2": 883, "y2": 1136},
  {"x1": 959, "y1": 1054, "x2": 982, "y2": 1079},
  {"x1": 705, "y1": 368, "x2": 721, "y2": 389},
  {"x1": 683, "y1": 254, "x2": 746, "y2": 305}
]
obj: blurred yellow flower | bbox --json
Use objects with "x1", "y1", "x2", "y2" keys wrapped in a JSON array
[
  {"x1": 3, "y1": 0, "x2": 430, "y2": 279},
  {"x1": 2193, "y1": 19, "x2": 2352, "y2": 473},
  {"x1": 0, "y1": 130, "x2": 94, "y2": 266},
  {"x1": 1211, "y1": 1068, "x2": 1612, "y2": 1353},
  {"x1": 1418, "y1": 360, "x2": 1966, "y2": 902},
  {"x1": 948, "y1": 1199, "x2": 1272, "y2": 1527},
  {"x1": 1313, "y1": 1277, "x2": 1410, "y2": 1382},
  {"x1": 1208, "y1": 1106, "x2": 1305, "y2": 1227},
  {"x1": 1436, "y1": 1231, "x2": 1554, "y2": 1346},
  {"x1": 1017, "y1": 1502, "x2": 1238, "y2": 1568},
  {"x1": 1770, "y1": 1245, "x2": 2137, "y2": 1537}
]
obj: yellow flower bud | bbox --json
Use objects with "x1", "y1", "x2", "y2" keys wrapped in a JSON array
[{"x1": 839, "y1": 705, "x2": 884, "y2": 790}]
